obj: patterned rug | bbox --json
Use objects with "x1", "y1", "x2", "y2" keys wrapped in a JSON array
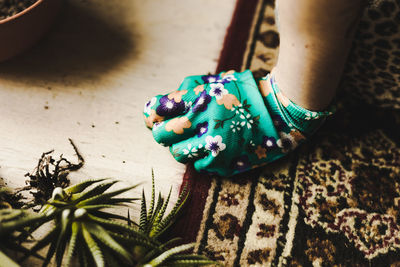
[{"x1": 175, "y1": 0, "x2": 400, "y2": 265}]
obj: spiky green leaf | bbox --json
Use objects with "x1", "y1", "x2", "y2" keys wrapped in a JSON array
[
  {"x1": 148, "y1": 193, "x2": 163, "y2": 228},
  {"x1": 0, "y1": 210, "x2": 46, "y2": 234},
  {"x1": 146, "y1": 243, "x2": 195, "y2": 266},
  {"x1": 90, "y1": 210, "x2": 134, "y2": 223},
  {"x1": 85, "y1": 222, "x2": 132, "y2": 264},
  {"x1": 77, "y1": 185, "x2": 138, "y2": 207},
  {"x1": 140, "y1": 190, "x2": 148, "y2": 232},
  {"x1": 72, "y1": 180, "x2": 119, "y2": 204},
  {"x1": 64, "y1": 221, "x2": 80, "y2": 267},
  {"x1": 108, "y1": 232, "x2": 159, "y2": 250},
  {"x1": 147, "y1": 171, "x2": 156, "y2": 221},
  {"x1": 82, "y1": 225, "x2": 104, "y2": 267},
  {"x1": 65, "y1": 179, "x2": 108, "y2": 195},
  {"x1": 153, "y1": 187, "x2": 189, "y2": 238},
  {"x1": 149, "y1": 187, "x2": 172, "y2": 237},
  {"x1": 55, "y1": 209, "x2": 71, "y2": 266},
  {"x1": 88, "y1": 214, "x2": 157, "y2": 246}
]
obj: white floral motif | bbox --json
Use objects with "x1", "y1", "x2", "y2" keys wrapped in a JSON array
[
  {"x1": 240, "y1": 113, "x2": 254, "y2": 129},
  {"x1": 209, "y1": 83, "x2": 228, "y2": 100},
  {"x1": 144, "y1": 97, "x2": 157, "y2": 115},
  {"x1": 230, "y1": 121, "x2": 241, "y2": 133},
  {"x1": 231, "y1": 104, "x2": 246, "y2": 116},
  {"x1": 222, "y1": 74, "x2": 237, "y2": 82},
  {"x1": 182, "y1": 144, "x2": 201, "y2": 158},
  {"x1": 205, "y1": 135, "x2": 226, "y2": 157},
  {"x1": 184, "y1": 101, "x2": 193, "y2": 113},
  {"x1": 208, "y1": 76, "x2": 219, "y2": 83},
  {"x1": 305, "y1": 112, "x2": 320, "y2": 120}
]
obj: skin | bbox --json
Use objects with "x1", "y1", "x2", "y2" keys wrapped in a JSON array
[{"x1": 273, "y1": 0, "x2": 364, "y2": 111}]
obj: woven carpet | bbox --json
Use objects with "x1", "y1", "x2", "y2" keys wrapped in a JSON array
[{"x1": 175, "y1": 0, "x2": 400, "y2": 265}]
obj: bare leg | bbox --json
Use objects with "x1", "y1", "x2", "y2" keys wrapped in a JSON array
[{"x1": 273, "y1": 0, "x2": 363, "y2": 111}]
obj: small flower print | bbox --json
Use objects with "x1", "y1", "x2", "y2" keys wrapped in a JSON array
[
  {"x1": 255, "y1": 145, "x2": 267, "y2": 159},
  {"x1": 165, "y1": 117, "x2": 192, "y2": 134},
  {"x1": 209, "y1": 83, "x2": 228, "y2": 100},
  {"x1": 272, "y1": 115, "x2": 286, "y2": 131},
  {"x1": 231, "y1": 155, "x2": 251, "y2": 171},
  {"x1": 221, "y1": 73, "x2": 237, "y2": 83},
  {"x1": 305, "y1": 112, "x2": 320, "y2": 120},
  {"x1": 201, "y1": 71, "x2": 236, "y2": 85},
  {"x1": 192, "y1": 91, "x2": 211, "y2": 113},
  {"x1": 262, "y1": 136, "x2": 277, "y2": 149},
  {"x1": 144, "y1": 97, "x2": 157, "y2": 115},
  {"x1": 195, "y1": 122, "x2": 209, "y2": 137},
  {"x1": 168, "y1": 90, "x2": 188, "y2": 102},
  {"x1": 231, "y1": 104, "x2": 246, "y2": 116},
  {"x1": 240, "y1": 113, "x2": 254, "y2": 129},
  {"x1": 194, "y1": 84, "x2": 205, "y2": 95},
  {"x1": 144, "y1": 110, "x2": 164, "y2": 128},
  {"x1": 156, "y1": 95, "x2": 186, "y2": 117},
  {"x1": 216, "y1": 94, "x2": 240, "y2": 110},
  {"x1": 205, "y1": 135, "x2": 226, "y2": 157},
  {"x1": 277, "y1": 132, "x2": 296, "y2": 153},
  {"x1": 183, "y1": 144, "x2": 199, "y2": 158},
  {"x1": 230, "y1": 121, "x2": 241, "y2": 133},
  {"x1": 220, "y1": 70, "x2": 237, "y2": 83},
  {"x1": 201, "y1": 74, "x2": 220, "y2": 84},
  {"x1": 184, "y1": 101, "x2": 192, "y2": 113}
]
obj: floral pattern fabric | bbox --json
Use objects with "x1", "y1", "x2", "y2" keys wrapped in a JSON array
[{"x1": 143, "y1": 70, "x2": 332, "y2": 176}]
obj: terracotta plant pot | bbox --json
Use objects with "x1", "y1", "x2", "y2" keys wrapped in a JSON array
[{"x1": 0, "y1": 0, "x2": 62, "y2": 62}]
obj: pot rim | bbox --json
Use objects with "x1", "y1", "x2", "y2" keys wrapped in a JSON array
[{"x1": 0, "y1": 0, "x2": 44, "y2": 24}]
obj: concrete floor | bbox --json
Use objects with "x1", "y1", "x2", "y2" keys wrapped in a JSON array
[{"x1": 0, "y1": 0, "x2": 235, "y2": 214}]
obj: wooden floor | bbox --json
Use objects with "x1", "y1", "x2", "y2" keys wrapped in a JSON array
[{"x1": 0, "y1": 0, "x2": 234, "y2": 214}]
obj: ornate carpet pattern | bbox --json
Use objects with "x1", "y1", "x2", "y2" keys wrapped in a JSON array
[{"x1": 176, "y1": 0, "x2": 400, "y2": 266}]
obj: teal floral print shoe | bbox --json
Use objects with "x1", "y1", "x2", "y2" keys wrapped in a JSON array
[{"x1": 143, "y1": 70, "x2": 334, "y2": 177}]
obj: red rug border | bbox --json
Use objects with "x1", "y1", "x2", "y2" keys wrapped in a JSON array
[
  {"x1": 173, "y1": 0, "x2": 261, "y2": 244},
  {"x1": 216, "y1": 0, "x2": 260, "y2": 73}
]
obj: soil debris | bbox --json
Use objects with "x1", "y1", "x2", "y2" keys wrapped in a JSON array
[{"x1": 18, "y1": 139, "x2": 84, "y2": 210}]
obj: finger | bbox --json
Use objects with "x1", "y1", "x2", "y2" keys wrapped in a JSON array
[
  {"x1": 152, "y1": 86, "x2": 214, "y2": 144},
  {"x1": 143, "y1": 76, "x2": 209, "y2": 129},
  {"x1": 143, "y1": 95, "x2": 165, "y2": 129},
  {"x1": 152, "y1": 115, "x2": 196, "y2": 146}
]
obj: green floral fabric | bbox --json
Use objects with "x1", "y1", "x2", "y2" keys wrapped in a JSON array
[{"x1": 143, "y1": 70, "x2": 333, "y2": 176}]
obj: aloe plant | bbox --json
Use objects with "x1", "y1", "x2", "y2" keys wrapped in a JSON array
[
  {"x1": 131, "y1": 173, "x2": 216, "y2": 267},
  {"x1": 25, "y1": 178, "x2": 143, "y2": 267},
  {"x1": 3, "y1": 175, "x2": 216, "y2": 267}
]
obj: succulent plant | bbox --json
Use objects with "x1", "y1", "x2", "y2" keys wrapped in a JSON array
[
  {"x1": 4, "y1": 174, "x2": 216, "y2": 267},
  {"x1": 24, "y1": 178, "x2": 140, "y2": 267},
  {"x1": 131, "y1": 174, "x2": 216, "y2": 267}
]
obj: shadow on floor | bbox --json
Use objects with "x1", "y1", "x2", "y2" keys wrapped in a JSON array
[{"x1": 0, "y1": 0, "x2": 137, "y2": 86}]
